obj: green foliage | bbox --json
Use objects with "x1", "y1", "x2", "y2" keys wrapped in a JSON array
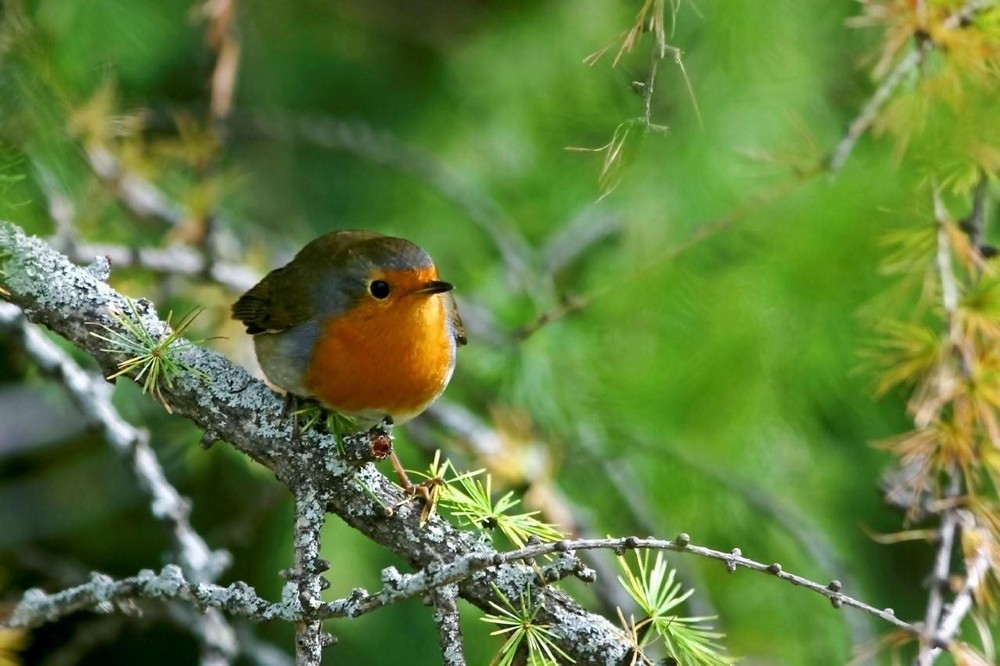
[
  {"x1": 617, "y1": 551, "x2": 732, "y2": 666},
  {"x1": 0, "y1": 149, "x2": 29, "y2": 211},
  {"x1": 90, "y1": 300, "x2": 204, "y2": 412},
  {"x1": 481, "y1": 585, "x2": 575, "y2": 666},
  {"x1": 416, "y1": 453, "x2": 564, "y2": 547}
]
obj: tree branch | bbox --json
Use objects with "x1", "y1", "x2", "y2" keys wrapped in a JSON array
[
  {"x1": 429, "y1": 584, "x2": 465, "y2": 666},
  {"x1": 917, "y1": 473, "x2": 962, "y2": 664},
  {"x1": 288, "y1": 486, "x2": 332, "y2": 664}
]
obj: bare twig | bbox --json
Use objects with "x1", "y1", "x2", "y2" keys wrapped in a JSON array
[
  {"x1": 492, "y1": 536, "x2": 916, "y2": 635},
  {"x1": 917, "y1": 472, "x2": 963, "y2": 664},
  {"x1": 828, "y1": 45, "x2": 927, "y2": 174},
  {"x1": 934, "y1": 194, "x2": 961, "y2": 317},
  {"x1": 909, "y1": 185, "x2": 995, "y2": 665},
  {"x1": 959, "y1": 171, "x2": 991, "y2": 253},
  {"x1": 931, "y1": 512, "x2": 991, "y2": 656}
]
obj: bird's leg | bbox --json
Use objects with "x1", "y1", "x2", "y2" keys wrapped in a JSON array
[
  {"x1": 366, "y1": 418, "x2": 432, "y2": 503},
  {"x1": 282, "y1": 394, "x2": 332, "y2": 438},
  {"x1": 388, "y1": 450, "x2": 431, "y2": 503},
  {"x1": 281, "y1": 392, "x2": 302, "y2": 437}
]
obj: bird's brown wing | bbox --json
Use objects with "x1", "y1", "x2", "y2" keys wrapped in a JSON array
[
  {"x1": 232, "y1": 230, "x2": 382, "y2": 335},
  {"x1": 231, "y1": 262, "x2": 310, "y2": 334}
]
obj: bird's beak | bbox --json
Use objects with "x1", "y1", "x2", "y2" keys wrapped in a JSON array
[{"x1": 416, "y1": 280, "x2": 454, "y2": 295}]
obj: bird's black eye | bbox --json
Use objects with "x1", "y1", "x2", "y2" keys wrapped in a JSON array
[{"x1": 369, "y1": 280, "x2": 390, "y2": 299}]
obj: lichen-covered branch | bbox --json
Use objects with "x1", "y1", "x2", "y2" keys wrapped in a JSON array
[
  {"x1": 429, "y1": 585, "x2": 465, "y2": 666},
  {"x1": 6, "y1": 565, "x2": 287, "y2": 628},
  {"x1": 5, "y1": 530, "x2": 918, "y2": 651},
  {"x1": 3, "y1": 547, "x2": 585, "y2": 631},
  {"x1": 289, "y1": 487, "x2": 332, "y2": 665}
]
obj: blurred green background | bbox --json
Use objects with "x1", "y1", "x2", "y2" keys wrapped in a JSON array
[{"x1": 0, "y1": 0, "x2": 992, "y2": 663}]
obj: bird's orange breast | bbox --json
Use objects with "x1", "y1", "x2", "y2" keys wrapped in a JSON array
[{"x1": 302, "y1": 290, "x2": 455, "y2": 423}]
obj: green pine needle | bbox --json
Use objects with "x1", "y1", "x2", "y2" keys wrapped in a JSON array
[
  {"x1": 617, "y1": 551, "x2": 733, "y2": 666},
  {"x1": 481, "y1": 585, "x2": 575, "y2": 666},
  {"x1": 90, "y1": 299, "x2": 205, "y2": 412},
  {"x1": 292, "y1": 402, "x2": 356, "y2": 454},
  {"x1": 438, "y1": 464, "x2": 564, "y2": 547}
]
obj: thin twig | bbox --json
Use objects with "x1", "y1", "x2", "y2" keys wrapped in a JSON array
[
  {"x1": 493, "y1": 536, "x2": 915, "y2": 635},
  {"x1": 931, "y1": 513, "x2": 991, "y2": 653},
  {"x1": 641, "y1": 44, "x2": 662, "y2": 131},
  {"x1": 934, "y1": 192, "x2": 961, "y2": 317},
  {"x1": 917, "y1": 472, "x2": 962, "y2": 664},
  {"x1": 914, "y1": 188, "x2": 979, "y2": 664},
  {"x1": 828, "y1": 45, "x2": 927, "y2": 174},
  {"x1": 959, "y1": 171, "x2": 991, "y2": 253}
]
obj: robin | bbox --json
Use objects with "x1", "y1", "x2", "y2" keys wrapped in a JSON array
[{"x1": 232, "y1": 229, "x2": 466, "y2": 491}]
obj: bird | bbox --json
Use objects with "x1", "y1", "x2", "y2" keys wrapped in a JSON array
[{"x1": 232, "y1": 229, "x2": 465, "y2": 490}]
